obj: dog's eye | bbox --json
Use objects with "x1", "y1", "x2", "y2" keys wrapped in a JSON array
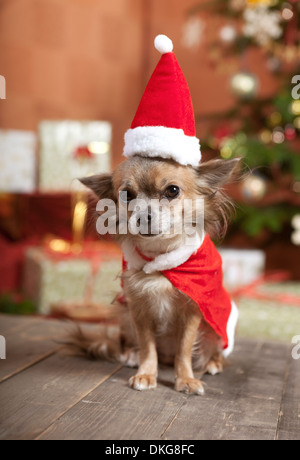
[
  {"x1": 165, "y1": 185, "x2": 180, "y2": 199},
  {"x1": 119, "y1": 190, "x2": 135, "y2": 203}
]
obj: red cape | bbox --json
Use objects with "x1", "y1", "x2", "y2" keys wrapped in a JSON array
[{"x1": 162, "y1": 235, "x2": 232, "y2": 349}]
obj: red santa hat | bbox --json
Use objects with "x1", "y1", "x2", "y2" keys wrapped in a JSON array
[{"x1": 123, "y1": 34, "x2": 201, "y2": 167}]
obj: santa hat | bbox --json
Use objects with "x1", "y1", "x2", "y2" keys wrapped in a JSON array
[{"x1": 123, "y1": 34, "x2": 201, "y2": 167}]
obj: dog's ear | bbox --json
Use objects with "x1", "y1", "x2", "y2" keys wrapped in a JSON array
[
  {"x1": 195, "y1": 158, "x2": 242, "y2": 189},
  {"x1": 194, "y1": 158, "x2": 243, "y2": 240},
  {"x1": 79, "y1": 174, "x2": 115, "y2": 201}
]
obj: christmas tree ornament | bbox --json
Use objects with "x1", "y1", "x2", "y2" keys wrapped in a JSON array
[
  {"x1": 242, "y1": 173, "x2": 267, "y2": 201},
  {"x1": 88, "y1": 141, "x2": 110, "y2": 155},
  {"x1": 268, "y1": 111, "x2": 282, "y2": 127},
  {"x1": 230, "y1": 71, "x2": 259, "y2": 99},
  {"x1": 246, "y1": 0, "x2": 276, "y2": 6},
  {"x1": 284, "y1": 45, "x2": 298, "y2": 63},
  {"x1": 294, "y1": 117, "x2": 300, "y2": 130},
  {"x1": 291, "y1": 231, "x2": 300, "y2": 245},
  {"x1": 272, "y1": 127, "x2": 285, "y2": 143},
  {"x1": 230, "y1": 0, "x2": 246, "y2": 12},
  {"x1": 291, "y1": 214, "x2": 300, "y2": 245},
  {"x1": 220, "y1": 144, "x2": 234, "y2": 159},
  {"x1": 292, "y1": 214, "x2": 300, "y2": 228},
  {"x1": 292, "y1": 182, "x2": 300, "y2": 193},
  {"x1": 259, "y1": 129, "x2": 272, "y2": 144},
  {"x1": 213, "y1": 124, "x2": 233, "y2": 147},
  {"x1": 182, "y1": 17, "x2": 205, "y2": 49},
  {"x1": 123, "y1": 34, "x2": 201, "y2": 166},
  {"x1": 266, "y1": 56, "x2": 281, "y2": 73},
  {"x1": 243, "y1": 5, "x2": 282, "y2": 45},
  {"x1": 290, "y1": 100, "x2": 300, "y2": 116},
  {"x1": 219, "y1": 25, "x2": 237, "y2": 44},
  {"x1": 281, "y1": 3, "x2": 294, "y2": 21},
  {"x1": 284, "y1": 123, "x2": 296, "y2": 141}
]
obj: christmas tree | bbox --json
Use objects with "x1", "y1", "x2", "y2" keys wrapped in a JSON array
[{"x1": 182, "y1": 0, "x2": 300, "y2": 247}]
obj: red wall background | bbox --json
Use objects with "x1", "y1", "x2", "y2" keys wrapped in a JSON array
[{"x1": 0, "y1": 0, "x2": 279, "y2": 167}]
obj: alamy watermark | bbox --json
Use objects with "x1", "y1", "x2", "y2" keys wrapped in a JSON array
[
  {"x1": 292, "y1": 75, "x2": 300, "y2": 100},
  {"x1": 95, "y1": 194, "x2": 204, "y2": 244},
  {"x1": 0, "y1": 75, "x2": 6, "y2": 100},
  {"x1": 0, "y1": 335, "x2": 6, "y2": 360},
  {"x1": 289, "y1": 78, "x2": 300, "y2": 360},
  {"x1": 291, "y1": 335, "x2": 300, "y2": 360}
]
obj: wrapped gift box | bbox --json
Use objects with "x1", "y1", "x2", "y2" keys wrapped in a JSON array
[
  {"x1": 218, "y1": 248, "x2": 266, "y2": 290},
  {"x1": 0, "y1": 129, "x2": 36, "y2": 192},
  {"x1": 39, "y1": 120, "x2": 111, "y2": 192},
  {"x1": 237, "y1": 282, "x2": 300, "y2": 343},
  {"x1": 22, "y1": 241, "x2": 122, "y2": 318}
]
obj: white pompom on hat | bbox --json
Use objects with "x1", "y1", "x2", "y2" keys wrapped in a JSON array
[{"x1": 154, "y1": 34, "x2": 174, "y2": 54}]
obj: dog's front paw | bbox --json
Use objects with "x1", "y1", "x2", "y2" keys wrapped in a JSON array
[
  {"x1": 175, "y1": 377, "x2": 205, "y2": 395},
  {"x1": 129, "y1": 374, "x2": 157, "y2": 391},
  {"x1": 205, "y1": 359, "x2": 223, "y2": 376},
  {"x1": 120, "y1": 349, "x2": 140, "y2": 368}
]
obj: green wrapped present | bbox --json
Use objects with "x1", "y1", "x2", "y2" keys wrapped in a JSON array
[
  {"x1": 22, "y1": 241, "x2": 122, "y2": 319},
  {"x1": 236, "y1": 282, "x2": 300, "y2": 343},
  {"x1": 39, "y1": 120, "x2": 111, "y2": 192},
  {"x1": 0, "y1": 129, "x2": 36, "y2": 193}
]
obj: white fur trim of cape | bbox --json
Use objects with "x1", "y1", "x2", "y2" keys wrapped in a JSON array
[
  {"x1": 121, "y1": 239, "x2": 146, "y2": 271},
  {"x1": 222, "y1": 301, "x2": 239, "y2": 358},
  {"x1": 123, "y1": 126, "x2": 201, "y2": 167},
  {"x1": 122, "y1": 232, "x2": 204, "y2": 274},
  {"x1": 143, "y1": 233, "x2": 203, "y2": 274}
]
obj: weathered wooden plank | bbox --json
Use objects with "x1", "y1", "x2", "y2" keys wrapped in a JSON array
[
  {"x1": 1, "y1": 314, "x2": 297, "y2": 441},
  {"x1": 0, "y1": 313, "x2": 40, "y2": 335},
  {"x1": 162, "y1": 340, "x2": 290, "y2": 440},
  {"x1": 0, "y1": 316, "x2": 69, "y2": 382},
  {"x1": 38, "y1": 365, "x2": 188, "y2": 440},
  {"x1": 0, "y1": 353, "x2": 121, "y2": 440},
  {"x1": 276, "y1": 348, "x2": 300, "y2": 440}
]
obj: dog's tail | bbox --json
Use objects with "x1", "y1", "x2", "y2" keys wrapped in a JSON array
[{"x1": 61, "y1": 323, "x2": 122, "y2": 362}]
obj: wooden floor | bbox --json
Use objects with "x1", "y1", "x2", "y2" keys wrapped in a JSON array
[{"x1": 0, "y1": 313, "x2": 299, "y2": 441}]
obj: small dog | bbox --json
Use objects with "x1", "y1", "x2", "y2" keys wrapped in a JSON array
[
  {"x1": 68, "y1": 33, "x2": 241, "y2": 395},
  {"x1": 69, "y1": 154, "x2": 241, "y2": 395}
]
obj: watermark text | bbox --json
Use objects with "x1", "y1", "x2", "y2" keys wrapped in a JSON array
[
  {"x1": 291, "y1": 75, "x2": 300, "y2": 100},
  {"x1": 0, "y1": 335, "x2": 6, "y2": 359},
  {"x1": 95, "y1": 195, "x2": 204, "y2": 243},
  {"x1": 0, "y1": 75, "x2": 6, "y2": 100},
  {"x1": 291, "y1": 335, "x2": 300, "y2": 360}
]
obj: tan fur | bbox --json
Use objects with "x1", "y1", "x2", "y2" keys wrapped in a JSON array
[{"x1": 70, "y1": 155, "x2": 241, "y2": 395}]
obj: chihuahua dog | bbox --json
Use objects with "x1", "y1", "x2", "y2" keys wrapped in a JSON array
[{"x1": 69, "y1": 154, "x2": 240, "y2": 396}]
